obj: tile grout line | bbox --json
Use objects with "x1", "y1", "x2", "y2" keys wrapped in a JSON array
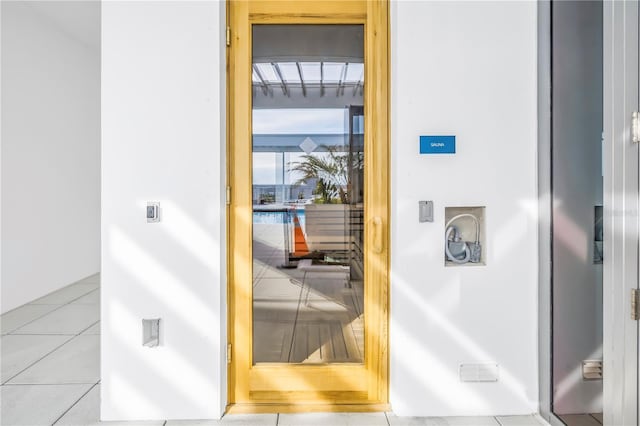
[
  {"x1": 1, "y1": 336, "x2": 77, "y2": 385},
  {"x1": 4, "y1": 304, "x2": 68, "y2": 335},
  {"x1": 77, "y1": 320, "x2": 100, "y2": 335},
  {"x1": 494, "y1": 416, "x2": 504, "y2": 426},
  {"x1": 286, "y1": 278, "x2": 306, "y2": 362},
  {"x1": 2, "y1": 383, "x2": 98, "y2": 386},
  {"x1": 50, "y1": 381, "x2": 99, "y2": 425},
  {"x1": 4, "y1": 286, "x2": 99, "y2": 334},
  {"x1": 2, "y1": 318, "x2": 100, "y2": 384},
  {"x1": 276, "y1": 412, "x2": 280, "y2": 425},
  {"x1": 8, "y1": 333, "x2": 79, "y2": 336},
  {"x1": 589, "y1": 413, "x2": 603, "y2": 425},
  {"x1": 384, "y1": 411, "x2": 390, "y2": 426}
]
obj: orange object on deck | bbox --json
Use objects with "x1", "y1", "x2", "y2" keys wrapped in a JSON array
[{"x1": 293, "y1": 214, "x2": 309, "y2": 257}]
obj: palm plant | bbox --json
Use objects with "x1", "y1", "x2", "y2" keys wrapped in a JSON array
[{"x1": 289, "y1": 146, "x2": 362, "y2": 204}]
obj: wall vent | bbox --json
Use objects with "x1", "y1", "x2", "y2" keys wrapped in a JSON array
[
  {"x1": 582, "y1": 360, "x2": 603, "y2": 380},
  {"x1": 459, "y1": 363, "x2": 499, "y2": 382}
]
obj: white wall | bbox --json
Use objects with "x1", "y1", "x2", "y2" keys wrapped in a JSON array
[
  {"x1": 1, "y1": 1, "x2": 101, "y2": 313},
  {"x1": 390, "y1": 1, "x2": 539, "y2": 416},
  {"x1": 101, "y1": 0, "x2": 539, "y2": 420},
  {"x1": 101, "y1": 1, "x2": 226, "y2": 421},
  {"x1": 551, "y1": 1, "x2": 603, "y2": 415}
]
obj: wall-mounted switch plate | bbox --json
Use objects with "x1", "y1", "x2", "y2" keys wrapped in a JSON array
[
  {"x1": 147, "y1": 202, "x2": 160, "y2": 223},
  {"x1": 419, "y1": 200, "x2": 434, "y2": 223},
  {"x1": 142, "y1": 318, "x2": 160, "y2": 347}
]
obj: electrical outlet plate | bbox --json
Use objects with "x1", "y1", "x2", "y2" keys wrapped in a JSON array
[
  {"x1": 147, "y1": 202, "x2": 160, "y2": 223},
  {"x1": 142, "y1": 318, "x2": 160, "y2": 347},
  {"x1": 419, "y1": 200, "x2": 434, "y2": 223}
]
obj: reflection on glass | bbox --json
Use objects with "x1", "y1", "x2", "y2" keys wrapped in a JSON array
[
  {"x1": 251, "y1": 25, "x2": 365, "y2": 364},
  {"x1": 593, "y1": 206, "x2": 603, "y2": 264},
  {"x1": 550, "y1": 2, "x2": 603, "y2": 424}
]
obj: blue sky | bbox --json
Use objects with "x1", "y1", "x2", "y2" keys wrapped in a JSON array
[
  {"x1": 253, "y1": 108, "x2": 346, "y2": 185},
  {"x1": 253, "y1": 108, "x2": 346, "y2": 134}
]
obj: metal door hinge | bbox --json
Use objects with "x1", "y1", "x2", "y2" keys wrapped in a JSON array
[
  {"x1": 632, "y1": 111, "x2": 640, "y2": 143},
  {"x1": 226, "y1": 27, "x2": 231, "y2": 47},
  {"x1": 227, "y1": 343, "x2": 232, "y2": 363},
  {"x1": 632, "y1": 288, "x2": 640, "y2": 320},
  {"x1": 226, "y1": 186, "x2": 231, "y2": 205}
]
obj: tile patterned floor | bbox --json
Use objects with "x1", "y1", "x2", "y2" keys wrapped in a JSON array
[
  {"x1": 558, "y1": 414, "x2": 603, "y2": 426},
  {"x1": 1, "y1": 274, "x2": 100, "y2": 425},
  {"x1": 0, "y1": 275, "x2": 550, "y2": 426}
]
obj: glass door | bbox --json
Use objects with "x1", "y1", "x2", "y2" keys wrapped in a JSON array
[
  {"x1": 550, "y1": 2, "x2": 604, "y2": 424},
  {"x1": 251, "y1": 24, "x2": 365, "y2": 365},
  {"x1": 228, "y1": 0, "x2": 389, "y2": 410}
]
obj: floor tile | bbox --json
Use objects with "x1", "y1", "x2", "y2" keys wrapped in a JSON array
[
  {"x1": 81, "y1": 321, "x2": 100, "y2": 335},
  {"x1": 387, "y1": 414, "x2": 499, "y2": 426},
  {"x1": 8, "y1": 335, "x2": 99, "y2": 384},
  {"x1": 71, "y1": 289, "x2": 100, "y2": 304},
  {"x1": 1, "y1": 334, "x2": 74, "y2": 383},
  {"x1": 98, "y1": 422, "x2": 164, "y2": 425},
  {"x1": 55, "y1": 384, "x2": 163, "y2": 426},
  {"x1": 1, "y1": 304, "x2": 60, "y2": 334},
  {"x1": 12, "y1": 304, "x2": 99, "y2": 335},
  {"x1": 29, "y1": 283, "x2": 98, "y2": 305},
  {"x1": 168, "y1": 420, "x2": 253, "y2": 426},
  {"x1": 75, "y1": 274, "x2": 101, "y2": 285},
  {"x1": 220, "y1": 414, "x2": 278, "y2": 425},
  {"x1": 53, "y1": 384, "x2": 99, "y2": 425},
  {"x1": 558, "y1": 415, "x2": 601, "y2": 426},
  {"x1": 278, "y1": 412, "x2": 388, "y2": 426},
  {"x1": 0, "y1": 383, "x2": 92, "y2": 426},
  {"x1": 590, "y1": 413, "x2": 603, "y2": 424},
  {"x1": 496, "y1": 415, "x2": 547, "y2": 426}
]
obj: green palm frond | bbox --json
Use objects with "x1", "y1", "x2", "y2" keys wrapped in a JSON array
[{"x1": 288, "y1": 145, "x2": 361, "y2": 204}]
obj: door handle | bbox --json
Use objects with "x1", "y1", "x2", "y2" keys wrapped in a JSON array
[{"x1": 372, "y1": 216, "x2": 384, "y2": 254}]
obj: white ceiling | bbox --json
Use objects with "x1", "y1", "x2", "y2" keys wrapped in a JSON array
[{"x1": 27, "y1": 1, "x2": 100, "y2": 50}]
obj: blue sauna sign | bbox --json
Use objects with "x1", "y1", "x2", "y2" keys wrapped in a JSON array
[{"x1": 420, "y1": 135, "x2": 456, "y2": 154}]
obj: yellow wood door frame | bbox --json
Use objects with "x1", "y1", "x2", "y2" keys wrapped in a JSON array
[{"x1": 226, "y1": 0, "x2": 390, "y2": 413}]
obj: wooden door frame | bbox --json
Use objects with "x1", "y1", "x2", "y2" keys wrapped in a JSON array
[{"x1": 226, "y1": 0, "x2": 390, "y2": 413}]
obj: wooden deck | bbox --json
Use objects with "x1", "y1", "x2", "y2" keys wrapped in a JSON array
[{"x1": 253, "y1": 223, "x2": 364, "y2": 364}]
